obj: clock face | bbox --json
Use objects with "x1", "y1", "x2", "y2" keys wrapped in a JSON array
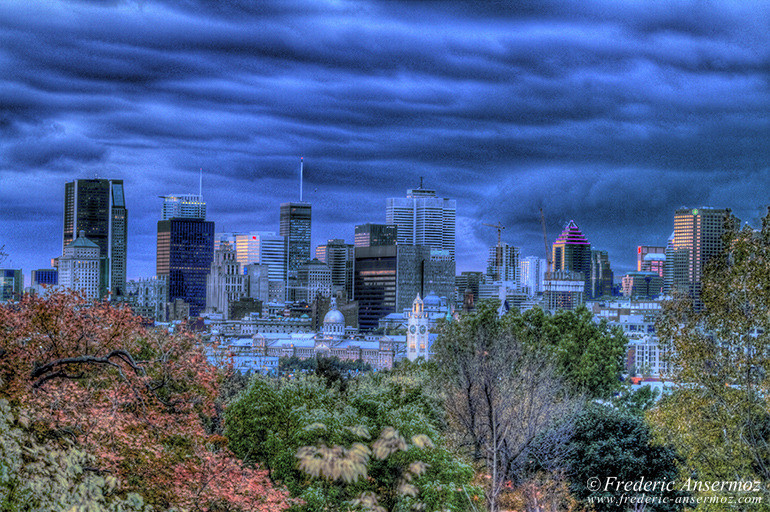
[
  {"x1": 409, "y1": 325, "x2": 417, "y2": 334},
  {"x1": 419, "y1": 325, "x2": 427, "y2": 334}
]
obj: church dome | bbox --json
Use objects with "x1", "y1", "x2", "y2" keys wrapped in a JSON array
[
  {"x1": 323, "y1": 308, "x2": 345, "y2": 324},
  {"x1": 423, "y1": 291, "x2": 441, "y2": 309}
]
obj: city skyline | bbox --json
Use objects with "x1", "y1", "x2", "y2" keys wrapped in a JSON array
[{"x1": 1, "y1": 1, "x2": 768, "y2": 281}]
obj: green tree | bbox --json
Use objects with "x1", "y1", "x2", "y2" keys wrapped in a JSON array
[
  {"x1": 566, "y1": 403, "x2": 686, "y2": 512},
  {"x1": 499, "y1": 305, "x2": 628, "y2": 399},
  {"x1": 225, "y1": 366, "x2": 482, "y2": 512},
  {"x1": 651, "y1": 209, "x2": 770, "y2": 507}
]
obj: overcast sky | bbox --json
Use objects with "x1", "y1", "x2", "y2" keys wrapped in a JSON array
[{"x1": 1, "y1": 0, "x2": 768, "y2": 282}]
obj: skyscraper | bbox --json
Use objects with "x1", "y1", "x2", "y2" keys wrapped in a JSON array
[
  {"x1": 665, "y1": 207, "x2": 738, "y2": 305},
  {"x1": 157, "y1": 218, "x2": 215, "y2": 317},
  {"x1": 280, "y1": 202, "x2": 311, "y2": 300},
  {"x1": 552, "y1": 220, "x2": 591, "y2": 295},
  {"x1": 63, "y1": 179, "x2": 127, "y2": 297},
  {"x1": 316, "y1": 239, "x2": 355, "y2": 297},
  {"x1": 590, "y1": 250, "x2": 613, "y2": 298},
  {"x1": 354, "y1": 223, "x2": 397, "y2": 248},
  {"x1": 386, "y1": 185, "x2": 456, "y2": 260},
  {"x1": 520, "y1": 257, "x2": 546, "y2": 296},
  {"x1": 160, "y1": 194, "x2": 206, "y2": 220}
]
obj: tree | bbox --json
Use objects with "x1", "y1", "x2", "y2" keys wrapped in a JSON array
[
  {"x1": 651, "y1": 210, "x2": 770, "y2": 505},
  {"x1": 432, "y1": 301, "x2": 580, "y2": 512},
  {"x1": 0, "y1": 291, "x2": 290, "y2": 511},
  {"x1": 566, "y1": 404, "x2": 686, "y2": 512},
  {"x1": 225, "y1": 366, "x2": 482, "y2": 512}
]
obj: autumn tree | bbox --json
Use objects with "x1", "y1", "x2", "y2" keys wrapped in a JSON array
[
  {"x1": 651, "y1": 209, "x2": 770, "y2": 506},
  {"x1": 0, "y1": 291, "x2": 290, "y2": 511},
  {"x1": 432, "y1": 301, "x2": 581, "y2": 512}
]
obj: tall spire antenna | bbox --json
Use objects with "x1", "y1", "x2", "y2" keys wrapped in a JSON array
[
  {"x1": 300, "y1": 157, "x2": 304, "y2": 202},
  {"x1": 199, "y1": 168, "x2": 203, "y2": 197},
  {"x1": 419, "y1": 176, "x2": 423, "y2": 189}
]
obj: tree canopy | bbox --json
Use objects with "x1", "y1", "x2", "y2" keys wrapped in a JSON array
[{"x1": 0, "y1": 291, "x2": 290, "y2": 511}]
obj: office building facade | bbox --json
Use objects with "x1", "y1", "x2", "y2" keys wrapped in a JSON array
[
  {"x1": 552, "y1": 220, "x2": 592, "y2": 295},
  {"x1": 63, "y1": 179, "x2": 127, "y2": 298},
  {"x1": 590, "y1": 250, "x2": 614, "y2": 298},
  {"x1": 157, "y1": 218, "x2": 215, "y2": 317},
  {"x1": 664, "y1": 207, "x2": 738, "y2": 305},
  {"x1": 59, "y1": 231, "x2": 101, "y2": 299},
  {"x1": 316, "y1": 239, "x2": 355, "y2": 297},
  {"x1": 355, "y1": 223, "x2": 398, "y2": 248},
  {"x1": 30, "y1": 269, "x2": 58, "y2": 297},
  {"x1": 386, "y1": 186, "x2": 456, "y2": 260},
  {"x1": 0, "y1": 269, "x2": 23, "y2": 301}
]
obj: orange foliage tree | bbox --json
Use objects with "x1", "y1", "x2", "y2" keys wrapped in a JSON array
[{"x1": 0, "y1": 290, "x2": 290, "y2": 511}]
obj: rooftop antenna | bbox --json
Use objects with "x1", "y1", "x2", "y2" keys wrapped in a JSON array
[
  {"x1": 419, "y1": 176, "x2": 423, "y2": 189},
  {"x1": 300, "y1": 157, "x2": 304, "y2": 202},
  {"x1": 199, "y1": 168, "x2": 202, "y2": 198}
]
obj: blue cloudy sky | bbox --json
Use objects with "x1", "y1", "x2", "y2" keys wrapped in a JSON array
[{"x1": 1, "y1": 0, "x2": 768, "y2": 281}]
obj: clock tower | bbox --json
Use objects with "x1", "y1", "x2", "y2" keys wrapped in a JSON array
[{"x1": 407, "y1": 294, "x2": 430, "y2": 361}]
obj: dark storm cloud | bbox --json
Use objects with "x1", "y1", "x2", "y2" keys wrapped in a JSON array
[{"x1": 0, "y1": 0, "x2": 768, "y2": 280}]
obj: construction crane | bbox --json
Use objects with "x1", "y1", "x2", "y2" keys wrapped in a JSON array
[
  {"x1": 483, "y1": 222, "x2": 505, "y2": 248},
  {"x1": 540, "y1": 208, "x2": 552, "y2": 274}
]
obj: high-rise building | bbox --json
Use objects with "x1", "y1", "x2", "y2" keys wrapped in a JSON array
[
  {"x1": 386, "y1": 185, "x2": 456, "y2": 260},
  {"x1": 316, "y1": 239, "x2": 355, "y2": 297},
  {"x1": 157, "y1": 218, "x2": 215, "y2": 317},
  {"x1": 206, "y1": 242, "x2": 247, "y2": 319},
  {"x1": 520, "y1": 257, "x2": 546, "y2": 296},
  {"x1": 354, "y1": 244, "x2": 397, "y2": 331},
  {"x1": 664, "y1": 207, "x2": 738, "y2": 305},
  {"x1": 354, "y1": 242, "x2": 454, "y2": 331},
  {"x1": 590, "y1": 250, "x2": 614, "y2": 298},
  {"x1": 280, "y1": 202, "x2": 311, "y2": 273},
  {"x1": 0, "y1": 269, "x2": 23, "y2": 301},
  {"x1": 280, "y1": 202, "x2": 311, "y2": 301},
  {"x1": 63, "y1": 179, "x2": 127, "y2": 298},
  {"x1": 355, "y1": 223, "x2": 397, "y2": 248},
  {"x1": 456, "y1": 271, "x2": 483, "y2": 307},
  {"x1": 58, "y1": 231, "x2": 101, "y2": 299},
  {"x1": 637, "y1": 245, "x2": 665, "y2": 273},
  {"x1": 543, "y1": 270, "x2": 585, "y2": 311},
  {"x1": 552, "y1": 220, "x2": 592, "y2": 295},
  {"x1": 486, "y1": 243, "x2": 519, "y2": 284},
  {"x1": 160, "y1": 194, "x2": 206, "y2": 220}
]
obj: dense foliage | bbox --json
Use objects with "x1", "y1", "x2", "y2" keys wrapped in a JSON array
[
  {"x1": 225, "y1": 361, "x2": 482, "y2": 512},
  {"x1": 652, "y1": 209, "x2": 770, "y2": 507},
  {"x1": 0, "y1": 291, "x2": 290, "y2": 511},
  {"x1": 566, "y1": 403, "x2": 686, "y2": 512}
]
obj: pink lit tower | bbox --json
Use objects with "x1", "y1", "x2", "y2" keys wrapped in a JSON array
[{"x1": 552, "y1": 220, "x2": 592, "y2": 295}]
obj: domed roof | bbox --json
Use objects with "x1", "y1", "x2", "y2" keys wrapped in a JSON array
[
  {"x1": 323, "y1": 309, "x2": 344, "y2": 324},
  {"x1": 423, "y1": 291, "x2": 441, "y2": 308}
]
